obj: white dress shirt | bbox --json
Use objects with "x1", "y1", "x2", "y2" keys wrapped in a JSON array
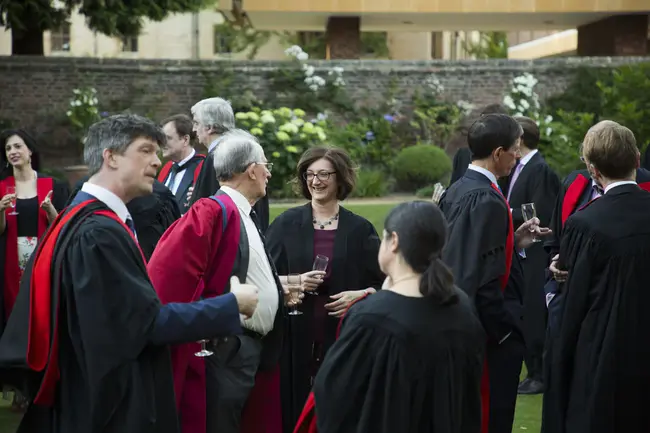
[
  {"x1": 220, "y1": 186, "x2": 278, "y2": 335},
  {"x1": 165, "y1": 148, "x2": 196, "y2": 195},
  {"x1": 468, "y1": 164, "x2": 498, "y2": 186},
  {"x1": 81, "y1": 182, "x2": 137, "y2": 239},
  {"x1": 604, "y1": 180, "x2": 637, "y2": 194}
]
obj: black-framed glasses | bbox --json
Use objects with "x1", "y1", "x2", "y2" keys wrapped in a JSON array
[{"x1": 303, "y1": 171, "x2": 336, "y2": 182}]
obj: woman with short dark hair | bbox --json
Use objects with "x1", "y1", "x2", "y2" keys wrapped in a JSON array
[
  {"x1": 296, "y1": 201, "x2": 486, "y2": 433},
  {"x1": 266, "y1": 146, "x2": 384, "y2": 432}
]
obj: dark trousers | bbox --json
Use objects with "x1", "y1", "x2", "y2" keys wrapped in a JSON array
[
  {"x1": 206, "y1": 334, "x2": 263, "y2": 433},
  {"x1": 488, "y1": 334, "x2": 526, "y2": 433}
]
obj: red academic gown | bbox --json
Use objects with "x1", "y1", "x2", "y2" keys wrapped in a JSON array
[
  {"x1": 148, "y1": 195, "x2": 282, "y2": 433},
  {"x1": 0, "y1": 176, "x2": 53, "y2": 319}
]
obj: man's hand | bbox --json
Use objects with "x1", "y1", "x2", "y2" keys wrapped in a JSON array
[
  {"x1": 549, "y1": 254, "x2": 568, "y2": 282},
  {"x1": 515, "y1": 217, "x2": 552, "y2": 250},
  {"x1": 230, "y1": 276, "x2": 258, "y2": 319}
]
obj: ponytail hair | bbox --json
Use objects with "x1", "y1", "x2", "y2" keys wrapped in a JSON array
[
  {"x1": 384, "y1": 201, "x2": 458, "y2": 306},
  {"x1": 420, "y1": 256, "x2": 457, "y2": 305}
]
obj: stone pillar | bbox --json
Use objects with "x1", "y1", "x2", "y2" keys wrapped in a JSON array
[
  {"x1": 326, "y1": 16, "x2": 361, "y2": 59},
  {"x1": 577, "y1": 14, "x2": 648, "y2": 56}
]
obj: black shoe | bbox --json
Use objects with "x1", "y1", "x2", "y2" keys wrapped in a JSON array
[{"x1": 518, "y1": 378, "x2": 544, "y2": 395}]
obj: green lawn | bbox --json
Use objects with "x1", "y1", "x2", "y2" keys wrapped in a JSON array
[{"x1": 0, "y1": 201, "x2": 542, "y2": 433}]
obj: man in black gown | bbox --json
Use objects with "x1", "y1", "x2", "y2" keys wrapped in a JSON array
[
  {"x1": 440, "y1": 114, "x2": 549, "y2": 433},
  {"x1": 0, "y1": 114, "x2": 259, "y2": 433},
  {"x1": 506, "y1": 116, "x2": 560, "y2": 394},
  {"x1": 187, "y1": 97, "x2": 270, "y2": 231},
  {"x1": 66, "y1": 176, "x2": 180, "y2": 260},
  {"x1": 543, "y1": 120, "x2": 650, "y2": 433}
]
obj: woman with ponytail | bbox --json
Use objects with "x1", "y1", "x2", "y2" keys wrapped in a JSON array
[{"x1": 294, "y1": 200, "x2": 486, "y2": 433}]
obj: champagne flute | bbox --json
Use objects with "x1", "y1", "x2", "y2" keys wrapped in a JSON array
[
  {"x1": 287, "y1": 273, "x2": 303, "y2": 316},
  {"x1": 521, "y1": 202, "x2": 541, "y2": 243},
  {"x1": 5, "y1": 186, "x2": 17, "y2": 216},
  {"x1": 194, "y1": 339, "x2": 213, "y2": 357},
  {"x1": 308, "y1": 254, "x2": 329, "y2": 296}
]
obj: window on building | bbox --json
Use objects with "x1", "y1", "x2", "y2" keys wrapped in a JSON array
[
  {"x1": 121, "y1": 36, "x2": 139, "y2": 52},
  {"x1": 213, "y1": 24, "x2": 234, "y2": 54},
  {"x1": 51, "y1": 22, "x2": 71, "y2": 52}
]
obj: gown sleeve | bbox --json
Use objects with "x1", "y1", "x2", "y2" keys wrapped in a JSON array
[
  {"x1": 360, "y1": 220, "x2": 384, "y2": 290},
  {"x1": 52, "y1": 179, "x2": 71, "y2": 212},
  {"x1": 313, "y1": 309, "x2": 417, "y2": 433}
]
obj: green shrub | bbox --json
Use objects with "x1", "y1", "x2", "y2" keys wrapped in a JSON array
[
  {"x1": 351, "y1": 168, "x2": 389, "y2": 198},
  {"x1": 393, "y1": 145, "x2": 451, "y2": 191},
  {"x1": 416, "y1": 185, "x2": 435, "y2": 198}
]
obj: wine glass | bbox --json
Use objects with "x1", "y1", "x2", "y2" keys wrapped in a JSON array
[
  {"x1": 287, "y1": 273, "x2": 303, "y2": 316},
  {"x1": 5, "y1": 186, "x2": 17, "y2": 216},
  {"x1": 521, "y1": 203, "x2": 541, "y2": 243},
  {"x1": 308, "y1": 254, "x2": 329, "y2": 296},
  {"x1": 194, "y1": 339, "x2": 213, "y2": 357}
]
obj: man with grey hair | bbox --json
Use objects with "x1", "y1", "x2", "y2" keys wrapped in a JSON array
[
  {"x1": 0, "y1": 114, "x2": 259, "y2": 433},
  {"x1": 187, "y1": 97, "x2": 270, "y2": 231},
  {"x1": 150, "y1": 128, "x2": 287, "y2": 433}
]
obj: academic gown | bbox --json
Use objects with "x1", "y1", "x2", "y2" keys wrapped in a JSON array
[
  {"x1": 66, "y1": 177, "x2": 181, "y2": 260},
  {"x1": 0, "y1": 175, "x2": 69, "y2": 336},
  {"x1": 543, "y1": 184, "x2": 650, "y2": 433},
  {"x1": 505, "y1": 152, "x2": 560, "y2": 381},
  {"x1": 157, "y1": 153, "x2": 205, "y2": 211},
  {"x1": 309, "y1": 289, "x2": 486, "y2": 433},
  {"x1": 265, "y1": 204, "x2": 385, "y2": 433},
  {"x1": 0, "y1": 198, "x2": 242, "y2": 433},
  {"x1": 439, "y1": 169, "x2": 525, "y2": 433},
  {"x1": 189, "y1": 150, "x2": 270, "y2": 232},
  {"x1": 147, "y1": 195, "x2": 242, "y2": 433}
]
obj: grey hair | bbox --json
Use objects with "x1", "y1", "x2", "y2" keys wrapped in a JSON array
[
  {"x1": 84, "y1": 114, "x2": 166, "y2": 176},
  {"x1": 191, "y1": 97, "x2": 235, "y2": 134},
  {"x1": 212, "y1": 129, "x2": 265, "y2": 181}
]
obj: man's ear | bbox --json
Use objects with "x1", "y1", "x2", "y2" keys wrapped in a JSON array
[{"x1": 103, "y1": 148, "x2": 117, "y2": 169}]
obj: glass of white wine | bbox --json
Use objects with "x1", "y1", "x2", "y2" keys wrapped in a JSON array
[{"x1": 521, "y1": 202, "x2": 541, "y2": 243}]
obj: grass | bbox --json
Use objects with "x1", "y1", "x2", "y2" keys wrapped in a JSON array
[{"x1": 0, "y1": 201, "x2": 542, "y2": 433}]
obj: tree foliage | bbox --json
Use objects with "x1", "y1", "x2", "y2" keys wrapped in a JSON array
[
  {"x1": 463, "y1": 31, "x2": 508, "y2": 59},
  {"x1": 0, "y1": 0, "x2": 215, "y2": 54}
]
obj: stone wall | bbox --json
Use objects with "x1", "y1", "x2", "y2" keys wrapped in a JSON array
[{"x1": 0, "y1": 55, "x2": 649, "y2": 168}]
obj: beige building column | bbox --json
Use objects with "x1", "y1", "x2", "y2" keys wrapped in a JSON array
[{"x1": 387, "y1": 32, "x2": 431, "y2": 60}]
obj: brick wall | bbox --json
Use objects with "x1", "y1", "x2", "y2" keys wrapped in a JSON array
[{"x1": 0, "y1": 55, "x2": 649, "y2": 168}]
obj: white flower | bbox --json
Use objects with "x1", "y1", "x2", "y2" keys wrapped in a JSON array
[
  {"x1": 261, "y1": 114, "x2": 275, "y2": 124},
  {"x1": 333, "y1": 77, "x2": 345, "y2": 87},
  {"x1": 457, "y1": 100, "x2": 475, "y2": 114},
  {"x1": 296, "y1": 52, "x2": 308, "y2": 61},
  {"x1": 503, "y1": 95, "x2": 516, "y2": 110},
  {"x1": 66, "y1": 111, "x2": 72, "y2": 116},
  {"x1": 545, "y1": 115, "x2": 553, "y2": 123},
  {"x1": 333, "y1": 66, "x2": 344, "y2": 74},
  {"x1": 520, "y1": 99, "x2": 530, "y2": 110},
  {"x1": 545, "y1": 127, "x2": 553, "y2": 136},
  {"x1": 284, "y1": 45, "x2": 304, "y2": 58},
  {"x1": 309, "y1": 84, "x2": 319, "y2": 92},
  {"x1": 303, "y1": 65, "x2": 315, "y2": 77}
]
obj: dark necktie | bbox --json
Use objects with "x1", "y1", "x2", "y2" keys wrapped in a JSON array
[
  {"x1": 168, "y1": 162, "x2": 183, "y2": 186},
  {"x1": 125, "y1": 216, "x2": 137, "y2": 238}
]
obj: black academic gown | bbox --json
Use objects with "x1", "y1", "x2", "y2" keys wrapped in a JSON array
[
  {"x1": 313, "y1": 289, "x2": 486, "y2": 433},
  {"x1": 265, "y1": 204, "x2": 385, "y2": 433},
  {"x1": 189, "y1": 150, "x2": 270, "y2": 232},
  {"x1": 0, "y1": 200, "x2": 178, "y2": 433},
  {"x1": 439, "y1": 168, "x2": 525, "y2": 433},
  {"x1": 66, "y1": 178, "x2": 181, "y2": 261},
  {"x1": 505, "y1": 152, "x2": 560, "y2": 381},
  {"x1": 543, "y1": 184, "x2": 650, "y2": 433},
  {"x1": 450, "y1": 148, "x2": 472, "y2": 185}
]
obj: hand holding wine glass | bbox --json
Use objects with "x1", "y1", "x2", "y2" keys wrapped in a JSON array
[
  {"x1": 4, "y1": 186, "x2": 17, "y2": 215},
  {"x1": 307, "y1": 255, "x2": 329, "y2": 295},
  {"x1": 0, "y1": 193, "x2": 14, "y2": 213}
]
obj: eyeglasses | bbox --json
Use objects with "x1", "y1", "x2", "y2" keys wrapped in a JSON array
[
  {"x1": 303, "y1": 171, "x2": 336, "y2": 182},
  {"x1": 255, "y1": 162, "x2": 273, "y2": 172}
]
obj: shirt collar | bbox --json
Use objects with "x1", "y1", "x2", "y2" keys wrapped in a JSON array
[
  {"x1": 604, "y1": 180, "x2": 637, "y2": 194},
  {"x1": 519, "y1": 149, "x2": 538, "y2": 166},
  {"x1": 81, "y1": 182, "x2": 131, "y2": 223},
  {"x1": 177, "y1": 148, "x2": 196, "y2": 166},
  {"x1": 468, "y1": 164, "x2": 498, "y2": 186},
  {"x1": 220, "y1": 185, "x2": 252, "y2": 215},
  {"x1": 208, "y1": 136, "x2": 224, "y2": 153}
]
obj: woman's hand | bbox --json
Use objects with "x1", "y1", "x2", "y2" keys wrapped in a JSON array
[
  {"x1": 40, "y1": 190, "x2": 57, "y2": 220},
  {"x1": 324, "y1": 289, "x2": 371, "y2": 318},
  {"x1": 0, "y1": 193, "x2": 15, "y2": 212},
  {"x1": 301, "y1": 270, "x2": 326, "y2": 293}
]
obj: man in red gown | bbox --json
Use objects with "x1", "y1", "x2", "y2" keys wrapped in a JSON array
[{"x1": 148, "y1": 129, "x2": 287, "y2": 433}]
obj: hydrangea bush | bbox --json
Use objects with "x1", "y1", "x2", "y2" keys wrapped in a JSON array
[
  {"x1": 66, "y1": 87, "x2": 101, "y2": 132},
  {"x1": 235, "y1": 107, "x2": 328, "y2": 196}
]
